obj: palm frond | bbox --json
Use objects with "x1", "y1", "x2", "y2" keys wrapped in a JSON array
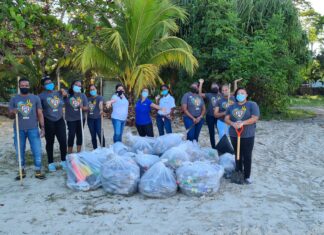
[
  {"x1": 127, "y1": 64, "x2": 163, "y2": 96},
  {"x1": 74, "y1": 43, "x2": 119, "y2": 75},
  {"x1": 149, "y1": 48, "x2": 198, "y2": 76}
]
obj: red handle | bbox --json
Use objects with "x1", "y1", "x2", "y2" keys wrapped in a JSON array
[{"x1": 235, "y1": 125, "x2": 244, "y2": 137}]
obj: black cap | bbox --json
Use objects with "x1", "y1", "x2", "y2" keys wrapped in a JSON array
[{"x1": 41, "y1": 76, "x2": 52, "y2": 85}]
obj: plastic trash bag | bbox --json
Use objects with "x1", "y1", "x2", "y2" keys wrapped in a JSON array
[
  {"x1": 101, "y1": 154, "x2": 140, "y2": 195},
  {"x1": 112, "y1": 142, "x2": 129, "y2": 155},
  {"x1": 134, "y1": 153, "x2": 160, "y2": 176},
  {"x1": 66, "y1": 149, "x2": 109, "y2": 191},
  {"x1": 153, "y1": 133, "x2": 184, "y2": 155},
  {"x1": 139, "y1": 162, "x2": 177, "y2": 198},
  {"x1": 218, "y1": 153, "x2": 236, "y2": 178},
  {"x1": 216, "y1": 135, "x2": 234, "y2": 155},
  {"x1": 125, "y1": 132, "x2": 155, "y2": 154},
  {"x1": 177, "y1": 141, "x2": 204, "y2": 162},
  {"x1": 122, "y1": 152, "x2": 136, "y2": 159},
  {"x1": 200, "y1": 147, "x2": 219, "y2": 163},
  {"x1": 160, "y1": 145, "x2": 191, "y2": 169},
  {"x1": 176, "y1": 161, "x2": 224, "y2": 197}
]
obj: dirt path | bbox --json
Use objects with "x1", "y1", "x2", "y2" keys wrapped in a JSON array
[{"x1": 0, "y1": 112, "x2": 323, "y2": 235}]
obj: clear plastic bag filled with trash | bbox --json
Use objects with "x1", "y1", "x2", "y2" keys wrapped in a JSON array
[
  {"x1": 134, "y1": 153, "x2": 160, "y2": 176},
  {"x1": 101, "y1": 154, "x2": 140, "y2": 195},
  {"x1": 139, "y1": 161, "x2": 178, "y2": 198},
  {"x1": 66, "y1": 148, "x2": 112, "y2": 191},
  {"x1": 218, "y1": 153, "x2": 235, "y2": 178},
  {"x1": 176, "y1": 161, "x2": 224, "y2": 197}
]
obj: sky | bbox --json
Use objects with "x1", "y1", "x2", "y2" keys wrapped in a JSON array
[
  {"x1": 308, "y1": 1, "x2": 324, "y2": 53},
  {"x1": 309, "y1": 0, "x2": 324, "y2": 15}
]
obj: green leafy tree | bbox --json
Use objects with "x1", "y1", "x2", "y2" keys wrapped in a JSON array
[{"x1": 74, "y1": 0, "x2": 198, "y2": 98}]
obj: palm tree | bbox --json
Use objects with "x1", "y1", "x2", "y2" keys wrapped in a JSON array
[{"x1": 74, "y1": 0, "x2": 198, "y2": 97}]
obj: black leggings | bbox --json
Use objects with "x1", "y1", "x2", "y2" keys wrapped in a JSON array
[
  {"x1": 67, "y1": 120, "x2": 85, "y2": 147},
  {"x1": 44, "y1": 118, "x2": 67, "y2": 164},
  {"x1": 230, "y1": 136, "x2": 255, "y2": 179},
  {"x1": 136, "y1": 123, "x2": 154, "y2": 137},
  {"x1": 206, "y1": 114, "x2": 218, "y2": 149}
]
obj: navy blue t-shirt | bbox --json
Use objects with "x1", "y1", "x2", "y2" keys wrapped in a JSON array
[{"x1": 135, "y1": 98, "x2": 152, "y2": 125}]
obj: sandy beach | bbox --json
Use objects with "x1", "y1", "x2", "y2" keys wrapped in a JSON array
[{"x1": 0, "y1": 110, "x2": 323, "y2": 235}]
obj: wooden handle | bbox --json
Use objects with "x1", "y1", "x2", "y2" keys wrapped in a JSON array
[
  {"x1": 16, "y1": 114, "x2": 23, "y2": 185},
  {"x1": 236, "y1": 136, "x2": 241, "y2": 161},
  {"x1": 80, "y1": 108, "x2": 85, "y2": 152},
  {"x1": 101, "y1": 115, "x2": 104, "y2": 147}
]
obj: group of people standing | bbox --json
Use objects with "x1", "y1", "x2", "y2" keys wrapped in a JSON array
[{"x1": 9, "y1": 76, "x2": 260, "y2": 184}]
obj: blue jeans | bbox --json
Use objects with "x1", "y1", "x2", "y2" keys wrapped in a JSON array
[
  {"x1": 206, "y1": 114, "x2": 218, "y2": 149},
  {"x1": 87, "y1": 118, "x2": 105, "y2": 149},
  {"x1": 156, "y1": 114, "x2": 172, "y2": 136},
  {"x1": 13, "y1": 128, "x2": 42, "y2": 170},
  {"x1": 183, "y1": 116, "x2": 204, "y2": 142},
  {"x1": 217, "y1": 119, "x2": 229, "y2": 138},
  {"x1": 112, "y1": 118, "x2": 126, "y2": 143}
]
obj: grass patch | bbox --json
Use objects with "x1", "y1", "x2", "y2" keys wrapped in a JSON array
[
  {"x1": 289, "y1": 95, "x2": 324, "y2": 107},
  {"x1": 262, "y1": 109, "x2": 316, "y2": 121}
]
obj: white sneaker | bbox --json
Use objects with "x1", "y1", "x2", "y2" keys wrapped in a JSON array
[{"x1": 245, "y1": 178, "x2": 253, "y2": 184}]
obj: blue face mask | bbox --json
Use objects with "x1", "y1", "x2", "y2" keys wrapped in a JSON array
[
  {"x1": 236, "y1": 94, "x2": 246, "y2": 102},
  {"x1": 45, "y1": 83, "x2": 54, "y2": 91},
  {"x1": 161, "y1": 90, "x2": 168, "y2": 96},
  {"x1": 142, "y1": 91, "x2": 148, "y2": 98},
  {"x1": 90, "y1": 90, "x2": 97, "y2": 96},
  {"x1": 73, "y1": 85, "x2": 81, "y2": 93}
]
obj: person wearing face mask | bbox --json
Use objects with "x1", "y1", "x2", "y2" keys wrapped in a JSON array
[
  {"x1": 198, "y1": 79, "x2": 221, "y2": 149},
  {"x1": 155, "y1": 84, "x2": 176, "y2": 136},
  {"x1": 214, "y1": 84, "x2": 236, "y2": 138},
  {"x1": 181, "y1": 82, "x2": 206, "y2": 141},
  {"x1": 87, "y1": 84, "x2": 105, "y2": 149},
  {"x1": 225, "y1": 88, "x2": 260, "y2": 184},
  {"x1": 38, "y1": 76, "x2": 68, "y2": 172},
  {"x1": 135, "y1": 88, "x2": 163, "y2": 137},
  {"x1": 106, "y1": 84, "x2": 129, "y2": 142},
  {"x1": 64, "y1": 80, "x2": 88, "y2": 153},
  {"x1": 9, "y1": 77, "x2": 46, "y2": 180}
]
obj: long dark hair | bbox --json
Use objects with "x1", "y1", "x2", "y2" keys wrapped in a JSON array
[{"x1": 69, "y1": 80, "x2": 84, "y2": 95}]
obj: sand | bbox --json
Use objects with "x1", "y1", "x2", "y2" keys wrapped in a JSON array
[{"x1": 0, "y1": 110, "x2": 323, "y2": 235}]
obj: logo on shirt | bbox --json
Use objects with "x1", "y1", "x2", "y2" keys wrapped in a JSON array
[
  {"x1": 232, "y1": 106, "x2": 246, "y2": 120},
  {"x1": 17, "y1": 99, "x2": 33, "y2": 118},
  {"x1": 89, "y1": 100, "x2": 96, "y2": 114},
  {"x1": 190, "y1": 96, "x2": 202, "y2": 107},
  {"x1": 221, "y1": 100, "x2": 234, "y2": 109},
  {"x1": 211, "y1": 97, "x2": 217, "y2": 107},
  {"x1": 47, "y1": 96, "x2": 60, "y2": 110},
  {"x1": 69, "y1": 97, "x2": 82, "y2": 109}
]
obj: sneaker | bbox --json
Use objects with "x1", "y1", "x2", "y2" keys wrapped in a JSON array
[
  {"x1": 60, "y1": 161, "x2": 67, "y2": 170},
  {"x1": 15, "y1": 169, "x2": 26, "y2": 181},
  {"x1": 35, "y1": 170, "x2": 46, "y2": 180},
  {"x1": 48, "y1": 163, "x2": 57, "y2": 172},
  {"x1": 245, "y1": 178, "x2": 253, "y2": 184}
]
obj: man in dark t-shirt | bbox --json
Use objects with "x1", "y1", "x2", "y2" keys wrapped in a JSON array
[{"x1": 9, "y1": 77, "x2": 46, "y2": 180}]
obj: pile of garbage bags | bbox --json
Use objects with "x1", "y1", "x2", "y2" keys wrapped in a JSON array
[{"x1": 66, "y1": 133, "x2": 235, "y2": 198}]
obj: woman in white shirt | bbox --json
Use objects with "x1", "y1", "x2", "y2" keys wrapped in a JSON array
[
  {"x1": 155, "y1": 84, "x2": 176, "y2": 136},
  {"x1": 106, "y1": 84, "x2": 129, "y2": 143}
]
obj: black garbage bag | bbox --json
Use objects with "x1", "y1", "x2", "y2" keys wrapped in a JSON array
[{"x1": 216, "y1": 135, "x2": 234, "y2": 155}]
